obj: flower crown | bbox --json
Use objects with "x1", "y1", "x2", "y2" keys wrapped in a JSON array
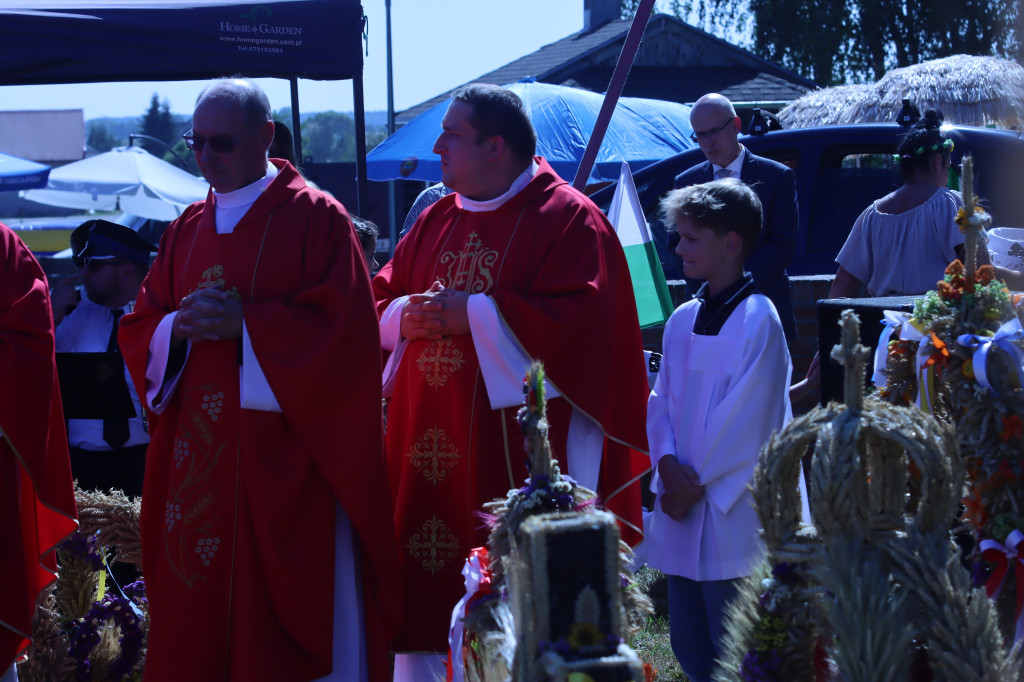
[{"x1": 894, "y1": 138, "x2": 954, "y2": 162}]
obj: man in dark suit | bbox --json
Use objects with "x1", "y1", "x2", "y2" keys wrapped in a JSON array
[{"x1": 673, "y1": 93, "x2": 798, "y2": 344}]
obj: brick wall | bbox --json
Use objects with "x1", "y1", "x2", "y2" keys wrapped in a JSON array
[{"x1": 649, "y1": 275, "x2": 836, "y2": 380}]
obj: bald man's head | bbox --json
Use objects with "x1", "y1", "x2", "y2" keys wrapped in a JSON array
[{"x1": 689, "y1": 93, "x2": 742, "y2": 168}]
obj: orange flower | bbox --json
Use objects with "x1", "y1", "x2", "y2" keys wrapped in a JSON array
[
  {"x1": 1000, "y1": 415, "x2": 1024, "y2": 443},
  {"x1": 925, "y1": 333, "x2": 950, "y2": 371},
  {"x1": 975, "y1": 265, "x2": 996, "y2": 286},
  {"x1": 889, "y1": 340, "x2": 912, "y2": 357},
  {"x1": 937, "y1": 281, "x2": 961, "y2": 302},
  {"x1": 946, "y1": 260, "x2": 965, "y2": 277},
  {"x1": 962, "y1": 489, "x2": 990, "y2": 529}
]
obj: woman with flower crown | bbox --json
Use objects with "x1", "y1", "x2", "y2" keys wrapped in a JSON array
[{"x1": 830, "y1": 109, "x2": 983, "y2": 298}]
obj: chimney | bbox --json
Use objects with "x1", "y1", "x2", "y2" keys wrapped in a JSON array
[{"x1": 584, "y1": 0, "x2": 620, "y2": 31}]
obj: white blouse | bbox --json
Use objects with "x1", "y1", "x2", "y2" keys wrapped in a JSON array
[{"x1": 836, "y1": 187, "x2": 964, "y2": 297}]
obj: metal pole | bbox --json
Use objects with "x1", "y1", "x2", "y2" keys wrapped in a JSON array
[
  {"x1": 128, "y1": 133, "x2": 197, "y2": 174},
  {"x1": 289, "y1": 76, "x2": 303, "y2": 164},
  {"x1": 572, "y1": 0, "x2": 655, "y2": 190},
  {"x1": 354, "y1": 73, "x2": 369, "y2": 216},
  {"x1": 385, "y1": 0, "x2": 397, "y2": 253}
]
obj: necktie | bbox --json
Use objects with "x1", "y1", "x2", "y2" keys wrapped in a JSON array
[
  {"x1": 103, "y1": 308, "x2": 130, "y2": 449},
  {"x1": 716, "y1": 168, "x2": 734, "y2": 180}
]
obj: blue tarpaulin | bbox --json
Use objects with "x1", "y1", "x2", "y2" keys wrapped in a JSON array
[{"x1": 366, "y1": 79, "x2": 697, "y2": 184}]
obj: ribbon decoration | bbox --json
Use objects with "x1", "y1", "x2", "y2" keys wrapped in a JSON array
[
  {"x1": 980, "y1": 529, "x2": 1024, "y2": 644},
  {"x1": 957, "y1": 318, "x2": 1024, "y2": 397},
  {"x1": 874, "y1": 311, "x2": 911, "y2": 387},
  {"x1": 446, "y1": 547, "x2": 493, "y2": 682},
  {"x1": 915, "y1": 333, "x2": 948, "y2": 415}
]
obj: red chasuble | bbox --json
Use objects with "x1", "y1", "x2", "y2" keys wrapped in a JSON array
[
  {"x1": 120, "y1": 162, "x2": 401, "y2": 681},
  {"x1": 0, "y1": 223, "x2": 78, "y2": 669},
  {"x1": 373, "y1": 158, "x2": 650, "y2": 652}
]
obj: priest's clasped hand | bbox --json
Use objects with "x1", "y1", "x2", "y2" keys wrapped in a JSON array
[
  {"x1": 658, "y1": 456, "x2": 705, "y2": 521},
  {"x1": 172, "y1": 287, "x2": 243, "y2": 345},
  {"x1": 401, "y1": 280, "x2": 471, "y2": 341}
]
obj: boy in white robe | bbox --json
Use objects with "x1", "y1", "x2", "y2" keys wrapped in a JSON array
[{"x1": 646, "y1": 179, "x2": 792, "y2": 682}]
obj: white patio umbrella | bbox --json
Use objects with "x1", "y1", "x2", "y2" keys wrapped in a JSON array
[{"x1": 21, "y1": 145, "x2": 209, "y2": 221}]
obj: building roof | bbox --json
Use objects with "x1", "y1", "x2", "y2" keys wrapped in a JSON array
[{"x1": 397, "y1": 14, "x2": 817, "y2": 124}]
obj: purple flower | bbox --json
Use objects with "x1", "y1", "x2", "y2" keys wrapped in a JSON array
[
  {"x1": 59, "y1": 531, "x2": 104, "y2": 571},
  {"x1": 741, "y1": 649, "x2": 781, "y2": 681},
  {"x1": 971, "y1": 560, "x2": 990, "y2": 589},
  {"x1": 68, "y1": 594, "x2": 145, "y2": 681},
  {"x1": 771, "y1": 562, "x2": 798, "y2": 584}
]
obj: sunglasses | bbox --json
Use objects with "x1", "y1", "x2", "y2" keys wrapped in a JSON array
[
  {"x1": 183, "y1": 129, "x2": 235, "y2": 154},
  {"x1": 84, "y1": 258, "x2": 127, "y2": 273},
  {"x1": 690, "y1": 117, "x2": 735, "y2": 143}
]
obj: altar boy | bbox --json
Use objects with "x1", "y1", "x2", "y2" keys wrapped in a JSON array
[{"x1": 645, "y1": 179, "x2": 792, "y2": 682}]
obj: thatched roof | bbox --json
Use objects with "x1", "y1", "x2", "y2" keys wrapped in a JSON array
[
  {"x1": 779, "y1": 55, "x2": 1024, "y2": 130},
  {"x1": 776, "y1": 84, "x2": 875, "y2": 128}
]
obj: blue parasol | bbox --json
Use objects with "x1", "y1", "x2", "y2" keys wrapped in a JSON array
[
  {"x1": 367, "y1": 79, "x2": 696, "y2": 184},
  {"x1": 0, "y1": 151, "x2": 50, "y2": 191}
]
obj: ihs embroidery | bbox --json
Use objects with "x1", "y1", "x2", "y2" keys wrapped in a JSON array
[{"x1": 438, "y1": 232, "x2": 498, "y2": 294}]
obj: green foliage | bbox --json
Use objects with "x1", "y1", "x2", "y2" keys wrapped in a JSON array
[
  {"x1": 622, "y1": 0, "x2": 1021, "y2": 85},
  {"x1": 138, "y1": 94, "x2": 177, "y2": 157},
  {"x1": 631, "y1": 614, "x2": 688, "y2": 681},
  {"x1": 86, "y1": 121, "x2": 119, "y2": 153},
  {"x1": 298, "y1": 111, "x2": 388, "y2": 162},
  {"x1": 300, "y1": 110, "x2": 356, "y2": 163}
]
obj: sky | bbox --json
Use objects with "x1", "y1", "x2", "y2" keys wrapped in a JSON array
[{"x1": 0, "y1": 0, "x2": 591, "y2": 121}]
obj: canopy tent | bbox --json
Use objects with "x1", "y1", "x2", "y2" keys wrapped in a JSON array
[
  {"x1": 0, "y1": 151, "x2": 50, "y2": 191},
  {"x1": 0, "y1": 0, "x2": 371, "y2": 211}
]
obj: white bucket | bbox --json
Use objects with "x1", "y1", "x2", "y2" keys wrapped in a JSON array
[{"x1": 988, "y1": 227, "x2": 1024, "y2": 273}]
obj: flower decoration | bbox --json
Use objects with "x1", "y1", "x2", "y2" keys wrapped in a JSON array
[
  {"x1": 59, "y1": 531, "x2": 105, "y2": 572},
  {"x1": 882, "y1": 159, "x2": 1024, "y2": 647},
  {"x1": 956, "y1": 205, "x2": 993, "y2": 234},
  {"x1": 1000, "y1": 415, "x2": 1024, "y2": 443},
  {"x1": 741, "y1": 648, "x2": 781, "y2": 682},
  {"x1": 67, "y1": 593, "x2": 145, "y2": 681}
]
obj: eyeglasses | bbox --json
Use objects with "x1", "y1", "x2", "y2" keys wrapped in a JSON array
[
  {"x1": 690, "y1": 118, "x2": 736, "y2": 143},
  {"x1": 182, "y1": 129, "x2": 235, "y2": 154},
  {"x1": 83, "y1": 258, "x2": 127, "y2": 273}
]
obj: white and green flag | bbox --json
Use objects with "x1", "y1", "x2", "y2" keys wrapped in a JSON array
[{"x1": 607, "y1": 162, "x2": 673, "y2": 328}]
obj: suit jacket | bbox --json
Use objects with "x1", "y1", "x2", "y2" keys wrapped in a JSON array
[{"x1": 673, "y1": 147, "x2": 799, "y2": 342}]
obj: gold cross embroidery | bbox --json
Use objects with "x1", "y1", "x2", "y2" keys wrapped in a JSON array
[
  {"x1": 407, "y1": 426, "x2": 461, "y2": 485},
  {"x1": 417, "y1": 338, "x2": 465, "y2": 389},
  {"x1": 406, "y1": 516, "x2": 460, "y2": 575}
]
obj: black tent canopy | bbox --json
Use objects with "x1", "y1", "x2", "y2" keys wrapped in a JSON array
[{"x1": 0, "y1": 0, "x2": 371, "y2": 211}]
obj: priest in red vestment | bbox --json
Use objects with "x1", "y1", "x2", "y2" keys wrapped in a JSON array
[
  {"x1": 119, "y1": 79, "x2": 401, "y2": 682},
  {"x1": 0, "y1": 222, "x2": 78, "y2": 676},
  {"x1": 373, "y1": 84, "x2": 650, "y2": 676}
]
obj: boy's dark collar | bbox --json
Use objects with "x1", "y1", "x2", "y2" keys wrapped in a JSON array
[{"x1": 695, "y1": 272, "x2": 754, "y2": 307}]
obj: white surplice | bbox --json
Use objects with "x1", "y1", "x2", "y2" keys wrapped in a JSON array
[{"x1": 645, "y1": 294, "x2": 792, "y2": 581}]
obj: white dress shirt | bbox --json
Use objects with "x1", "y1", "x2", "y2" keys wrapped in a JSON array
[{"x1": 56, "y1": 298, "x2": 149, "y2": 450}]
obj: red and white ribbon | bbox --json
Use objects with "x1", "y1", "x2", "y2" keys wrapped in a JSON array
[
  {"x1": 447, "y1": 548, "x2": 492, "y2": 682},
  {"x1": 874, "y1": 311, "x2": 911, "y2": 386},
  {"x1": 980, "y1": 529, "x2": 1024, "y2": 644}
]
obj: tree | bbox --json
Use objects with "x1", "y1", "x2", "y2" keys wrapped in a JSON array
[
  {"x1": 622, "y1": 0, "x2": 1021, "y2": 85},
  {"x1": 300, "y1": 111, "x2": 355, "y2": 163},
  {"x1": 138, "y1": 94, "x2": 176, "y2": 156},
  {"x1": 86, "y1": 121, "x2": 119, "y2": 153}
]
